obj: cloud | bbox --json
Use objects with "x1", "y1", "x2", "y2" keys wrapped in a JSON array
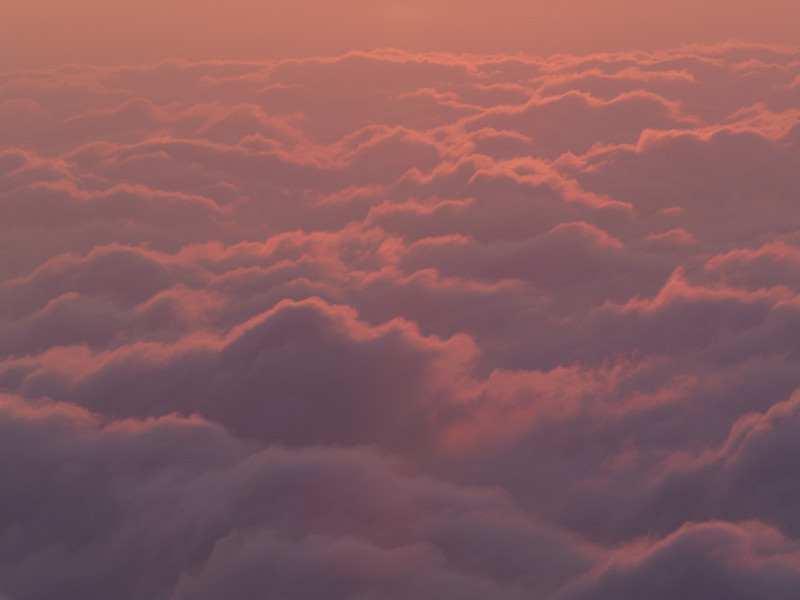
[
  {"x1": 3, "y1": 43, "x2": 800, "y2": 598},
  {"x1": 0, "y1": 393, "x2": 593, "y2": 600},
  {"x1": 563, "y1": 520, "x2": 800, "y2": 600},
  {"x1": 7, "y1": 297, "x2": 479, "y2": 452},
  {"x1": 614, "y1": 390, "x2": 800, "y2": 540}
]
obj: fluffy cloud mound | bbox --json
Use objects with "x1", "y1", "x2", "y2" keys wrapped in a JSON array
[{"x1": 2, "y1": 43, "x2": 800, "y2": 598}]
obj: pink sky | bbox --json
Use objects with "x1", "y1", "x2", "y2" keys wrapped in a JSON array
[
  {"x1": 3, "y1": 0, "x2": 799, "y2": 68},
  {"x1": 2, "y1": 4, "x2": 800, "y2": 600}
]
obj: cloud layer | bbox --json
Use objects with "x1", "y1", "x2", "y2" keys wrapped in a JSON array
[{"x1": 3, "y1": 43, "x2": 800, "y2": 598}]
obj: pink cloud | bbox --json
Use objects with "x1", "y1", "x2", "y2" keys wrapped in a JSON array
[
  {"x1": 3, "y1": 43, "x2": 800, "y2": 598},
  {"x1": 564, "y1": 520, "x2": 800, "y2": 599}
]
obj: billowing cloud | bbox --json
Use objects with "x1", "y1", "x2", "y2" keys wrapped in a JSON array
[
  {"x1": 0, "y1": 393, "x2": 595, "y2": 600},
  {"x1": 3, "y1": 43, "x2": 800, "y2": 598}
]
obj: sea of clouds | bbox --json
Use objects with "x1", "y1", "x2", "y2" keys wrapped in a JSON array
[{"x1": 3, "y1": 43, "x2": 800, "y2": 599}]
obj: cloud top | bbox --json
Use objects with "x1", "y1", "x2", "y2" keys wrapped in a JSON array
[{"x1": 2, "y1": 43, "x2": 800, "y2": 598}]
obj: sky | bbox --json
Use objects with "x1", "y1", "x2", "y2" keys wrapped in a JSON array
[
  {"x1": 3, "y1": 0, "x2": 800, "y2": 68},
  {"x1": 2, "y1": 3, "x2": 800, "y2": 600}
]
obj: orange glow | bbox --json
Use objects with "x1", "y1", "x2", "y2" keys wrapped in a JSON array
[{"x1": 2, "y1": 0, "x2": 798, "y2": 69}]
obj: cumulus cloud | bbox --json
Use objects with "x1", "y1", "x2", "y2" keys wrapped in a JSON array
[
  {"x1": 562, "y1": 520, "x2": 800, "y2": 600},
  {"x1": 0, "y1": 394, "x2": 593, "y2": 600},
  {"x1": 2, "y1": 43, "x2": 800, "y2": 598}
]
